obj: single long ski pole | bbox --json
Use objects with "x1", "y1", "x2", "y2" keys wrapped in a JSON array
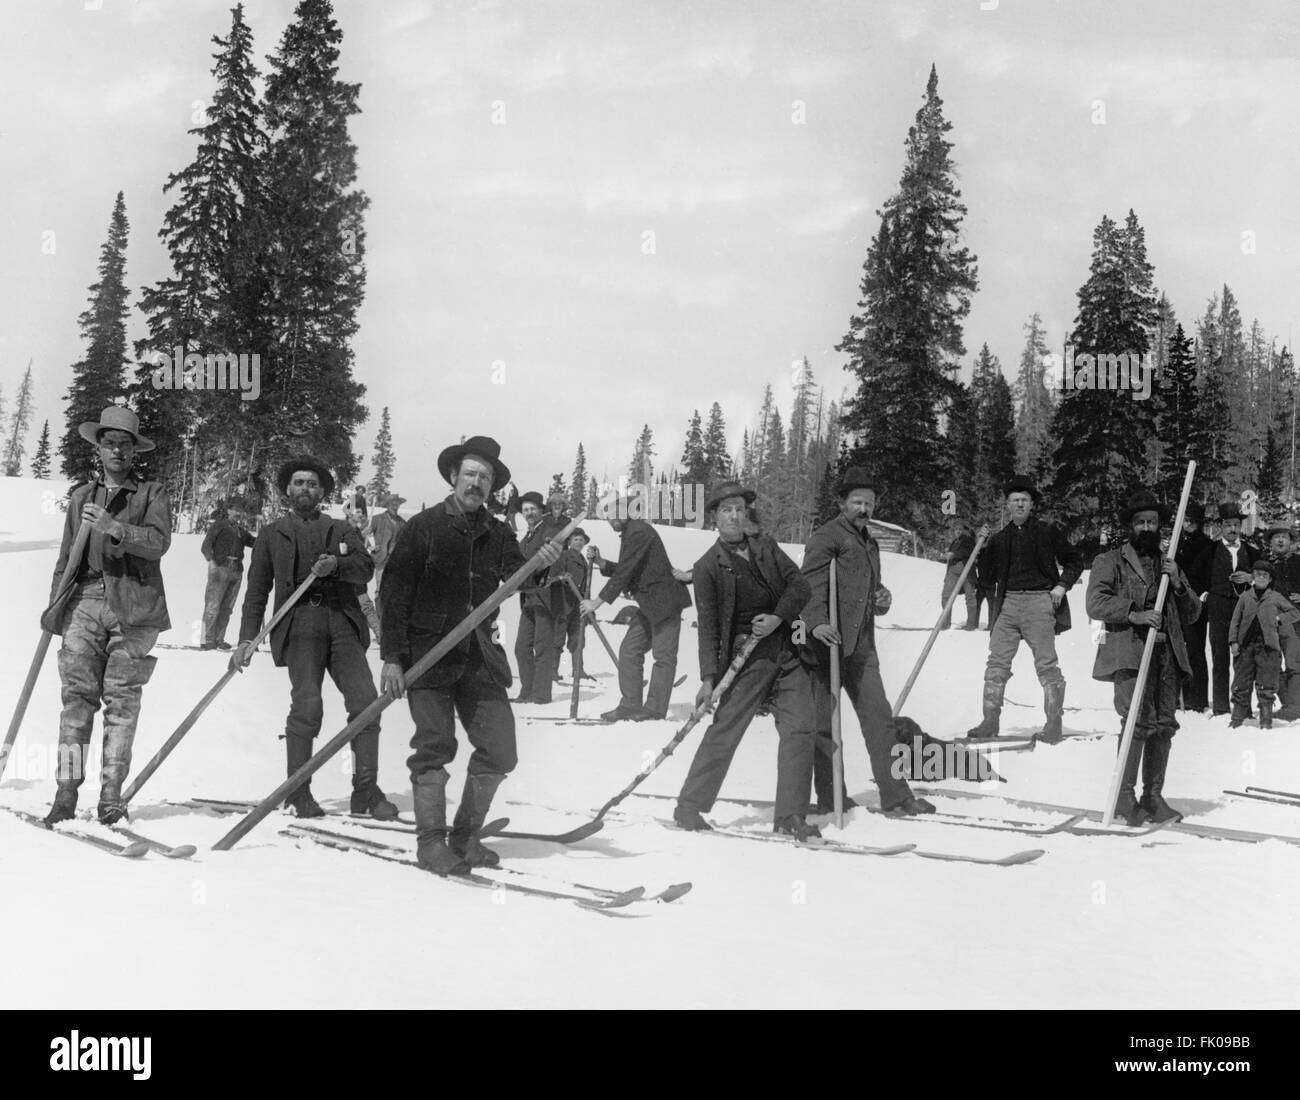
[
  {"x1": 213, "y1": 513, "x2": 587, "y2": 851},
  {"x1": 562, "y1": 573, "x2": 619, "y2": 666},
  {"x1": 1, "y1": 497, "x2": 105, "y2": 784},
  {"x1": 590, "y1": 633, "x2": 761, "y2": 824},
  {"x1": 829, "y1": 558, "x2": 844, "y2": 830},
  {"x1": 569, "y1": 589, "x2": 585, "y2": 720},
  {"x1": 1101, "y1": 460, "x2": 1196, "y2": 827},
  {"x1": 892, "y1": 528, "x2": 989, "y2": 718},
  {"x1": 122, "y1": 568, "x2": 323, "y2": 804}
]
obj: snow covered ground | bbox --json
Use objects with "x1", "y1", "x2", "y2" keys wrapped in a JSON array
[{"x1": 2, "y1": 475, "x2": 1297, "y2": 1009}]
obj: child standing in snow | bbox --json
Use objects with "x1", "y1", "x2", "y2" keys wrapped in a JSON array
[{"x1": 1228, "y1": 559, "x2": 1299, "y2": 728}]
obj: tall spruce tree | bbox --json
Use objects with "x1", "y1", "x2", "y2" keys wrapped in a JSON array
[
  {"x1": 3, "y1": 362, "x2": 35, "y2": 476},
  {"x1": 1154, "y1": 322, "x2": 1197, "y2": 505},
  {"x1": 368, "y1": 406, "x2": 394, "y2": 497},
  {"x1": 569, "y1": 443, "x2": 588, "y2": 515},
  {"x1": 839, "y1": 66, "x2": 978, "y2": 536},
  {"x1": 971, "y1": 345, "x2": 1017, "y2": 523},
  {"x1": 1047, "y1": 210, "x2": 1159, "y2": 546},
  {"x1": 629, "y1": 424, "x2": 654, "y2": 487},
  {"x1": 1013, "y1": 313, "x2": 1054, "y2": 479},
  {"x1": 1191, "y1": 294, "x2": 1231, "y2": 503},
  {"x1": 680, "y1": 411, "x2": 708, "y2": 487},
  {"x1": 703, "y1": 402, "x2": 731, "y2": 483},
  {"x1": 31, "y1": 420, "x2": 52, "y2": 479},
  {"x1": 61, "y1": 192, "x2": 132, "y2": 484}
]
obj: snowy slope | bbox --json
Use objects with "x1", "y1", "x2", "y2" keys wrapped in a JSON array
[{"x1": 2, "y1": 481, "x2": 1298, "y2": 1009}]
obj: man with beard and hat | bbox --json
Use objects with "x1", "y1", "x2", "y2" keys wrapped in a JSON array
[
  {"x1": 230, "y1": 457, "x2": 396, "y2": 821},
  {"x1": 966, "y1": 474, "x2": 1082, "y2": 743},
  {"x1": 580, "y1": 507, "x2": 693, "y2": 722},
  {"x1": 199, "y1": 500, "x2": 256, "y2": 651},
  {"x1": 800, "y1": 467, "x2": 934, "y2": 816},
  {"x1": 42, "y1": 406, "x2": 171, "y2": 826},
  {"x1": 513, "y1": 490, "x2": 566, "y2": 703},
  {"x1": 1174, "y1": 501, "x2": 1213, "y2": 712},
  {"x1": 368, "y1": 491, "x2": 407, "y2": 630},
  {"x1": 379, "y1": 437, "x2": 562, "y2": 874},
  {"x1": 1087, "y1": 490, "x2": 1202, "y2": 825},
  {"x1": 1189, "y1": 501, "x2": 1259, "y2": 716},
  {"x1": 673, "y1": 483, "x2": 819, "y2": 837}
]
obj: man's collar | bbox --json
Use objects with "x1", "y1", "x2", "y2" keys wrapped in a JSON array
[{"x1": 97, "y1": 474, "x2": 138, "y2": 494}]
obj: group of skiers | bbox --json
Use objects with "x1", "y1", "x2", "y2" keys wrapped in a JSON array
[{"x1": 33, "y1": 404, "x2": 1295, "y2": 870}]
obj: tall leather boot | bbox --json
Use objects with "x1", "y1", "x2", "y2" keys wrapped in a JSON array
[
  {"x1": 282, "y1": 732, "x2": 324, "y2": 817},
  {"x1": 451, "y1": 772, "x2": 506, "y2": 868},
  {"x1": 966, "y1": 678, "x2": 1005, "y2": 738},
  {"x1": 47, "y1": 648, "x2": 101, "y2": 824},
  {"x1": 1035, "y1": 680, "x2": 1066, "y2": 744},
  {"x1": 99, "y1": 650, "x2": 157, "y2": 824},
  {"x1": 1113, "y1": 736, "x2": 1148, "y2": 827},
  {"x1": 413, "y1": 769, "x2": 467, "y2": 875},
  {"x1": 348, "y1": 727, "x2": 398, "y2": 820},
  {"x1": 1259, "y1": 699, "x2": 1273, "y2": 730},
  {"x1": 1140, "y1": 735, "x2": 1180, "y2": 822}
]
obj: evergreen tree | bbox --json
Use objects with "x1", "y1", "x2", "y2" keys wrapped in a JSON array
[
  {"x1": 839, "y1": 66, "x2": 978, "y2": 537},
  {"x1": 61, "y1": 192, "x2": 132, "y2": 484},
  {"x1": 1153, "y1": 321, "x2": 1197, "y2": 506},
  {"x1": 1013, "y1": 313, "x2": 1054, "y2": 478},
  {"x1": 569, "y1": 443, "x2": 588, "y2": 515},
  {"x1": 1047, "y1": 210, "x2": 1159, "y2": 547},
  {"x1": 703, "y1": 402, "x2": 731, "y2": 482},
  {"x1": 368, "y1": 406, "x2": 394, "y2": 497},
  {"x1": 30, "y1": 420, "x2": 52, "y2": 479},
  {"x1": 548, "y1": 472, "x2": 566, "y2": 499},
  {"x1": 945, "y1": 379, "x2": 978, "y2": 518},
  {"x1": 978, "y1": 353, "x2": 1017, "y2": 523},
  {"x1": 1191, "y1": 294, "x2": 1231, "y2": 503},
  {"x1": 680, "y1": 410, "x2": 708, "y2": 487},
  {"x1": 2, "y1": 362, "x2": 34, "y2": 476},
  {"x1": 588, "y1": 475, "x2": 601, "y2": 516},
  {"x1": 1218, "y1": 285, "x2": 1251, "y2": 490},
  {"x1": 629, "y1": 424, "x2": 654, "y2": 487},
  {"x1": 1258, "y1": 426, "x2": 1284, "y2": 521}
]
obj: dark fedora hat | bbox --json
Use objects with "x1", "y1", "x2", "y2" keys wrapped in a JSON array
[
  {"x1": 568, "y1": 527, "x2": 589, "y2": 543},
  {"x1": 1118, "y1": 489, "x2": 1170, "y2": 524},
  {"x1": 704, "y1": 480, "x2": 757, "y2": 513},
  {"x1": 519, "y1": 490, "x2": 544, "y2": 508},
  {"x1": 1184, "y1": 501, "x2": 1206, "y2": 525},
  {"x1": 836, "y1": 466, "x2": 876, "y2": 498},
  {"x1": 437, "y1": 435, "x2": 511, "y2": 493},
  {"x1": 1218, "y1": 501, "x2": 1245, "y2": 521},
  {"x1": 1252, "y1": 558, "x2": 1276, "y2": 578},
  {"x1": 276, "y1": 455, "x2": 335, "y2": 497},
  {"x1": 1003, "y1": 474, "x2": 1041, "y2": 504}
]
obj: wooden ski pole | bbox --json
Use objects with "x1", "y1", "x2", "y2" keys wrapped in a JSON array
[
  {"x1": 121, "y1": 568, "x2": 322, "y2": 804},
  {"x1": 1, "y1": 493, "x2": 110, "y2": 784},
  {"x1": 212, "y1": 513, "x2": 586, "y2": 851},
  {"x1": 561, "y1": 573, "x2": 619, "y2": 666},
  {"x1": 1101, "y1": 460, "x2": 1196, "y2": 827},
  {"x1": 829, "y1": 558, "x2": 844, "y2": 829},
  {"x1": 591, "y1": 633, "x2": 762, "y2": 822},
  {"x1": 892, "y1": 527, "x2": 990, "y2": 718}
]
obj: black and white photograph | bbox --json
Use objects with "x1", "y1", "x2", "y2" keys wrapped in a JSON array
[{"x1": 0, "y1": 0, "x2": 1295, "y2": 1062}]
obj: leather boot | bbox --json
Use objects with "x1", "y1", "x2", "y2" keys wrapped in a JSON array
[
  {"x1": 966, "y1": 678, "x2": 1005, "y2": 738},
  {"x1": 1035, "y1": 681, "x2": 1065, "y2": 744},
  {"x1": 1140, "y1": 736, "x2": 1181, "y2": 823},
  {"x1": 1113, "y1": 737, "x2": 1148, "y2": 827},
  {"x1": 774, "y1": 814, "x2": 822, "y2": 841},
  {"x1": 413, "y1": 769, "x2": 467, "y2": 875},
  {"x1": 97, "y1": 781, "x2": 128, "y2": 826},
  {"x1": 1259, "y1": 700, "x2": 1273, "y2": 730},
  {"x1": 282, "y1": 733, "x2": 324, "y2": 817},
  {"x1": 451, "y1": 772, "x2": 505, "y2": 868},
  {"x1": 349, "y1": 728, "x2": 397, "y2": 819},
  {"x1": 43, "y1": 787, "x2": 78, "y2": 826}
]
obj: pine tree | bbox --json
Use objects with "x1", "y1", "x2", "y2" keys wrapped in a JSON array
[
  {"x1": 1153, "y1": 321, "x2": 1197, "y2": 506},
  {"x1": 1047, "y1": 210, "x2": 1159, "y2": 546},
  {"x1": 703, "y1": 402, "x2": 731, "y2": 483},
  {"x1": 629, "y1": 424, "x2": 654, "y2": 488},
  {"x1": 680, "y1": 410, "x2": 708, "y2": 488},
  {"x1": 2, "y1": 362, "x2": 34, "y2": 476},
  {"x1": 1191, "y1": 294, "x2": 1231, "y2": 503},
  {"x1": 1013, "y1": 314, "x2": 1054, "y2": 478},
  {"x1": 30, "y1": 420, "x2": 52, "y2": 479},
  {"x1": 839, "y1": 66, "x2": 978, "y2": 537},
  {"x1": 588, "y1": 475, "x2": 600, "y2": 516},
  {"x1": 569, "y1": 443, "x2": 588, "y2": 515},
  {"x1": 969, "y1": 345, "x2": 1017, "y2": 522},
  {"x1": 61, "y1": 192, "x2": 132, "y2": 484},
  {"x1": 945, "y1": 379, "x2": 978, "y2": 518},
  {"x1": 368, "y1": 406, "x2": 394, "y2": 497},
  {"x1": 548, "y1": 472, "x2": 566, "y2": 499},
  {"x1": 1258, "y1": 426, "x2": 1284, "y2": 521}
]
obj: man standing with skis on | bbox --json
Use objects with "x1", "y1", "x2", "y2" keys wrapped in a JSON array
[
  {"x1": 229, "y1": 457, "x2": 396, "y2": 822},
  {"x1": 378, "y1": 437, "x2": 562, "y2": 875},
  {"x1": 43, "y1": 406, "x2": 172, "y2": 826}
]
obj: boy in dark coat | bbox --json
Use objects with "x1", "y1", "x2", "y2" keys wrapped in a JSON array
[{"x1": 1228, "y1": 559, "x2": 1299, "y2": 728}]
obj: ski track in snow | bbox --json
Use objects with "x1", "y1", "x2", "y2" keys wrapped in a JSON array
[{"x1": 1, "y1": 476, "x2": 1297, "y2": 1009}]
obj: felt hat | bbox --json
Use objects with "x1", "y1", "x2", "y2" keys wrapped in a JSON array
[
  {"x1": 704, "y1": 480, "x2": 757, "y2": 513},
  {"x1": 1118, "y1": 489, "x2": 1171, "y2": 524},
  {"x1": 436, "y1": 435, "x2": 511, "y2": 494},
  {"x1": 836, "y1": 466, "x2": 876, "y2": 498},
  {"x1": 1003, "y1": 474, "x2": 1041, "y2": 504},
  {"x1": 78, "y1": 405, "x2": 155, "y2": 453}
]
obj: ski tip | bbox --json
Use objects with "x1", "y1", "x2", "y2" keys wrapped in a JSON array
[
  {"x1": 477, "y1": 817, "x2": 511, "y2": 839},
  {"x1": 657, "y1": 882, "x2": 693, "y2": 902},
  {"x1": 118, "y1": 841, "x2": 151, "y2": 859},
  {"x1": 1000, "y1": 848, "x2": 1046, "y2": 865},
  {"x1": 163, "y1": 844, "x2": 199, "y2": 859},
  {"x1": 564, "y1": 820, "x2": 605, "y2": 842},
  {"x1": 599, "y1": 886, "x2": 647, "y2": 908}
]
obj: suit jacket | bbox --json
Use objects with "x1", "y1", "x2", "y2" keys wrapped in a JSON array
[
  {"x1": 1086, "y1": 542, "x2": 1202, "y2": 681},
  {"x1": 1229, "y1": 587, "x2": 1299, "y2": 651},
  {"x1": 800, "y1": 514, "x2": 885, "y2": 661},
  {"x1": 239, "y1": 511, "x2": 374, "y2": 665},
  {"x1": 518, "y1": 516, "x2": 568, "y2": 614},
  {"x1": 1191, "y1": 539, "x2": 1259, "y2": 620},
  {"x1": 1175, "y1": 528, "x2": 1213, "y2": 593},
  {"x1": 47, "y1": 477, "x2": 171, "y2": 634},
  {"x1": 597, "y1": 519, "x2": 692, "y2": 624},
  {"x1": 201, "y1": 518, "x2": 256, "y2": 569},
  {"x1": 976, "y1": 517, "x2": 1082, "y2": 634},
  {"x1": 378, "y1": 496, "x2": 524, "y2": 690},
  {"x1": 1268, "y1": 552, "x2": 1300, "y2": 604},
  {"x1": 369, "y1": 511, "x2": 407, "y2": 570},
  {"x1": 693, "y1": 535, "x2": 810, "y2": 682}
]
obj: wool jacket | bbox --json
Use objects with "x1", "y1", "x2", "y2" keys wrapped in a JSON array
[
  {"x1": 976, "y1": 517, "x2": 1082, "y2": 633},
  {"x1": 596, "y1": 518, "x2": 692, "y2": 624},
  {"x1": 800, "y1": 514, "x2": 887, "y2": 661},
  {"x1": 1229, "y1": 586, "x2": 1300, "y2": 652}
]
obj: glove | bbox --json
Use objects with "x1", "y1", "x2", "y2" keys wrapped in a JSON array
[
  {"x1": 874, "y1": 585, "x2": 892, "y2": 616},
  {"x1": 312, "y1": 554, "x2": 338, "y2": 577}
]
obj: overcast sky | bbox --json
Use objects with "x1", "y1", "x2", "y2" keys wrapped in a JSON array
[{"x1": 2, "y1": 0, "x2": 1297, "y2": 502}]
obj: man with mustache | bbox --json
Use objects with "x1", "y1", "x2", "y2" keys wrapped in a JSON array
[
  {"x1": 230, "y1": 457, "x2": 396, "y2": 821},
  {"x1": 379, "y1": 437, "x2": 562, "y2": 874},
  {"x1": 1189, "y1": 501, "x2": 1259, "y2": 716},
  {"x1": 514, "y1": 490, "x2": 565, "y2": 703},
  {"x1": 1086, "y1": 490, "x2": 1202, "y2": 825},
  {"x1": 368, "y1": 491, "x2": 407, "y2": 637}
]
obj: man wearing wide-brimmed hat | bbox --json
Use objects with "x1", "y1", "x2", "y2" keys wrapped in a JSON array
[
  {"x1": 369, "y1": 490, "x2": 407, "y2": 630},
  {"x1": 1174, "y1": 501, "x2": 1213, "y2": 711},
  {"x1": 966, "y1": 474, "x2": 1082, "y2": 743},
  {"x1": 231, "y1": 455, "x2": 396, "y2": 821},
  {"x1": 673, "y1": 482, "x2": 819, "y2": 837},
  {"x1": 379, "y1": 436, "x2": 562, "y2": 874},
  {"x1": 43, "y1": 405, "x2": 172, "y2": 826},
  {"x1": 1087, "y1": 489, "x2": 1202, "y2": 825},
  {"x1": 799, "y1": 467, "x2": 934, "y2": 816},
  {"x1": 1188, "y1": 500, "x2": 1259, "y2": 716}
]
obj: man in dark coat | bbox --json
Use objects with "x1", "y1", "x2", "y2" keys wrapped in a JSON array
[
  {"x1": 939, "y1": 520, "x2": 980, "y2": 630},
  {"x1": 581, "y1": 514, "x2": 692, "y2": 721},
  {"x1": 368, "y1": 491, "x2": 406, "y2": 629},
  {"x1": 1262, "y1": 524, "x2": 1300, "y2": 720},
  {"x1": 1174, "y1": 501, "x2": 1213, "y2": 711},
  {"x1": 200, "y1": 500, "x2": 257, "y2": 650},
  {"x1": 552, "y1": 528, "x2": 595, "y2": 683},
  {"x1": 1087, "y1": 490, "x2": 1202, "y2": 825},
  {"x1": 967, "y1": 475, "x2": 1082, "y2": 742},
  {"x1": 514, "y1": 490, "x2": 566, "y2": 703},
  {"x1": 43, "y1": 406, "x2": 172, "y2": 826},
  {"x1": 674, "y1": 483, "x2": 819, "y2": 838},
  {"x1": 230, "y1": 456, "x2": 396, "y2": 821},
  {"x1": 1189, "y1": 501, "x2": 1259, "y2": 716},
  {"x1": 800, "y1": 467, "x2": 934, "y2": 816},
  {"x1": 380, "y1": 437, "x2": 561, "y2": 874}
]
